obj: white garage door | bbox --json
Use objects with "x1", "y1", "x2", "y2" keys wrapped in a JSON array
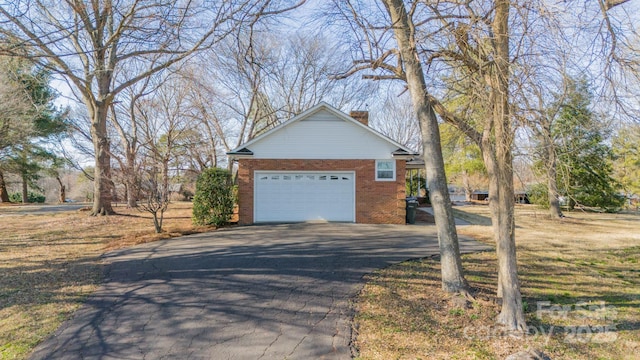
[{"x1": 254, "y1": 171, "x2": 355, "y2": 223}]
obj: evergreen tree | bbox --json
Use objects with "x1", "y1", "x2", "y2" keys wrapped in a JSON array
[
  {"x1": 554, "y1": 78, "x2": 624, "y2": 212},
  {"x1": 0, "y1": 57, "x2": 32, "y2": 155},
  {"x1": 0, "y1": 59, "x2": 67, "y2": 203},
  {"x1": 441, "y1": 123, "x2": 487, "y2": 201}
]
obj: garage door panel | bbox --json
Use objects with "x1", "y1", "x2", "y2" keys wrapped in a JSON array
[{"x1": 255, "y1": 171, "x2": 354, "y2": 222}]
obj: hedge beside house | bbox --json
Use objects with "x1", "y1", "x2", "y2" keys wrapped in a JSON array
[{"x1": 192, "y1": 168, "x2": 234, "y2": 227}]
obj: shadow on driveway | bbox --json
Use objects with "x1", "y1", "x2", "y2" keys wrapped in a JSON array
[{"x1": 30, "y1": 223, "x2": 491, "y2": 360}]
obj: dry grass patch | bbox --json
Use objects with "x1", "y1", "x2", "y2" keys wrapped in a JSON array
[
  {"x1": 354, "y1": 205, "x2": 640, "y2": 360},
  {"x1": 0, "y1": 202, "x2": 214, "y2": 359}
]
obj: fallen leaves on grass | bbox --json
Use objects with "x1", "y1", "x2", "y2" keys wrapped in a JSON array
[
  {"x1": 353, "y1": 258, "x2": 530, "y2": 360},
  {"x1": 354, "y1": 205, "x2": 640, "y2": 360}
]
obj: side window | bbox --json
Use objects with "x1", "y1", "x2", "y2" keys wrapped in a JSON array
[{"x1": 376, "y1": 160, "x2": 395, "y2": 181}]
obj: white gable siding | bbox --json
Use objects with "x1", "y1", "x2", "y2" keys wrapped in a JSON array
[
  {"x1": 300, "y1": 110, "x2": 344, "y2": 122},
  {"x1": 249, "y1": 109, "x2": 397, "y2": 159}
]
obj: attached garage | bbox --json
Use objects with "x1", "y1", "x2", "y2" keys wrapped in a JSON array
[
  {"x1": 254, "y1": 171, "x2": 355, "y2": 222},
  {"x1": 228, "y1": 102, "x2": 417, "y2": 225}
]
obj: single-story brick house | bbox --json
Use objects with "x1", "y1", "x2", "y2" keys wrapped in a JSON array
[{"x1": 227, "y1": 102, "x2": 417, "y2": 224}]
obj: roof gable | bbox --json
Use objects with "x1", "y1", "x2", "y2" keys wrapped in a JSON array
[{"x1": 228, "y1": 102, "x2": 415, "y2": 160}]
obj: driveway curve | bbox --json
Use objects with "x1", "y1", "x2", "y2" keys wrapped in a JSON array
[{"x1": 30, "y1": 223, "x2": 490, "y2": 360}]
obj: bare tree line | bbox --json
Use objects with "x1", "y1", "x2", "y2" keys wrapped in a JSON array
[
  {"x1": 0, "y1": 0, "x2": 309, "y2": 215},
  {"x1": 57, "y1": 28, "x2": 374, "y2": 209}
]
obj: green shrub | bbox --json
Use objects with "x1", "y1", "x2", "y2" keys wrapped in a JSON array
[
  {"x1": 9, "y1": 192, "x2": 46, "y2": 203},
  {"x1": 192, "y1": 168, "x2": 234, "y2": 226},
  {"x1": 575, "y1": 189, "x2": 625, "y2": 213},
  {"x1": 8, "y1": 193, "x2": 20, "y2": 203},
  {"x1": 527, "y1": 183, "x2": 549, "y2": 208}
]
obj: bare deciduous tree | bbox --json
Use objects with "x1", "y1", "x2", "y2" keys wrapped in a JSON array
[
  {"x1": 271, "y1": 33, "x2": 375, "y2": 119},
  {"x1": 517, "y1": 72, "x2": 572, "y2": 219},
  {"x1": 0, "y1": 0, "x2": 303, "y2": 215},
  {"x1": 568, "y1": 0, "x2": 640, "y2": 119},
  {"x1": 137, "y1": 166, "x2": 170, "y2": 234},
  {"x1": 134, "y1": 73, "x2": 203, "y2": 231},
  {"x1": 109, "y1": 75, "x2": 161, "y2": 208},
  {"x1": 139, "y1": 75, "x2": 193, "y2": 200},
  {"x1": 331, "y1": 0, "x2": 470, "y2": 297},
  {"x1": 386, "y1": 0, "x2": 473, "y2": 298},
  {"x1": 369, "y1": 94, "x2": 421, "y2": 152},
  {"x1": 331, "y1": 0, "x2": 530, "y2": 329},
  {"x1": 183, "y1": 30, "x2": 374, "y2": 176},
  {"x1": 423, "y1": 0, "x2": 525, "y2": 330}
]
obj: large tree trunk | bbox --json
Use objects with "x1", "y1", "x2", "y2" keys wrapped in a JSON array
[
  {"x1": 161, "y1": 157, "x2": 170, "y2": 203},
  {"x1": 545, "y1": 137, "x2": 563, "y2": 218},
  {"x1": 125, "y1": 150, "x2": 138, "y2": 208},
  {"x1": 152, "y1": 211, "x2": 163, "y2": 233},
  {"x1": 56, "y1": 176, "x2": 66, "y2": 203},
  {"x1": 89, "y1": 101, "x2": 115, "y2": 216},
  {"x1": 462, "y1": 171, "x2": 473, "y2": 202},
  {"x1": 21, "y1": 173, "x2": 28, "y2": 204},
  {"x1": 491, "y1": 0, "x2": 526, "y2": 331},
  {"x1": 384, "y1": 0, "x2": 469, "y2": 293},
  {"x1": 0, "y1": 170, "x2": 10, "y2": 202}
]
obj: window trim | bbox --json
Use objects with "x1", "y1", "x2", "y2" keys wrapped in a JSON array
[{"x1": 375, "y1": 159, "x2": 396, "y2": 181}]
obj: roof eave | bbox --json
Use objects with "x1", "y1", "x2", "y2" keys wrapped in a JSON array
[
  {"x1": 227, "y1": 154, "x2": 254, "y2": 160},
  {"x1": 226, "y1": 147, "x2": 254, "y2": 160},
  {"x1": 392, "y1": 154, "x2": 416, "y2": 160},
  {"x1": 392, "y1": 148, "x2": 420, "y2": 160}
]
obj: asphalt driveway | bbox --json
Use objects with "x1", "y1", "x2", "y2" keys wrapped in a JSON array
[{"x1": 30, "y1": 223, "x2": 490, "y2": 360}]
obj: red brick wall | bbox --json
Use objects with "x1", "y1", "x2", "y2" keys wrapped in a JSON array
[{"x1": 237, "y1": 159, "x2": 406, "y2": 224}]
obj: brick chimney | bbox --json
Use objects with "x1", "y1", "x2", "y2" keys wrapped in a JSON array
[{"x1": 350, "y1": 110, "x2": 369, "y2": 126}]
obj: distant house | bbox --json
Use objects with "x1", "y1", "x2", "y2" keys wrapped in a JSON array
[
  {"x1": 471, "y1": 190, "x2": 489, "y2": 201},
  {"x1": 471, "y1": 190, "x2": 530, "y2": 203},
  {"x1": 227, "y1": 102, "x2": 417, "y2": 225},
  {"x1": 515, "y1": 191, "x2": 530, "y2": 204}
]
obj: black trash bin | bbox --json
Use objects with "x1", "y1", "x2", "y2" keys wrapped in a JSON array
[{"x1": 406, "y1": 198, "x2": 418, "y2": 224}]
